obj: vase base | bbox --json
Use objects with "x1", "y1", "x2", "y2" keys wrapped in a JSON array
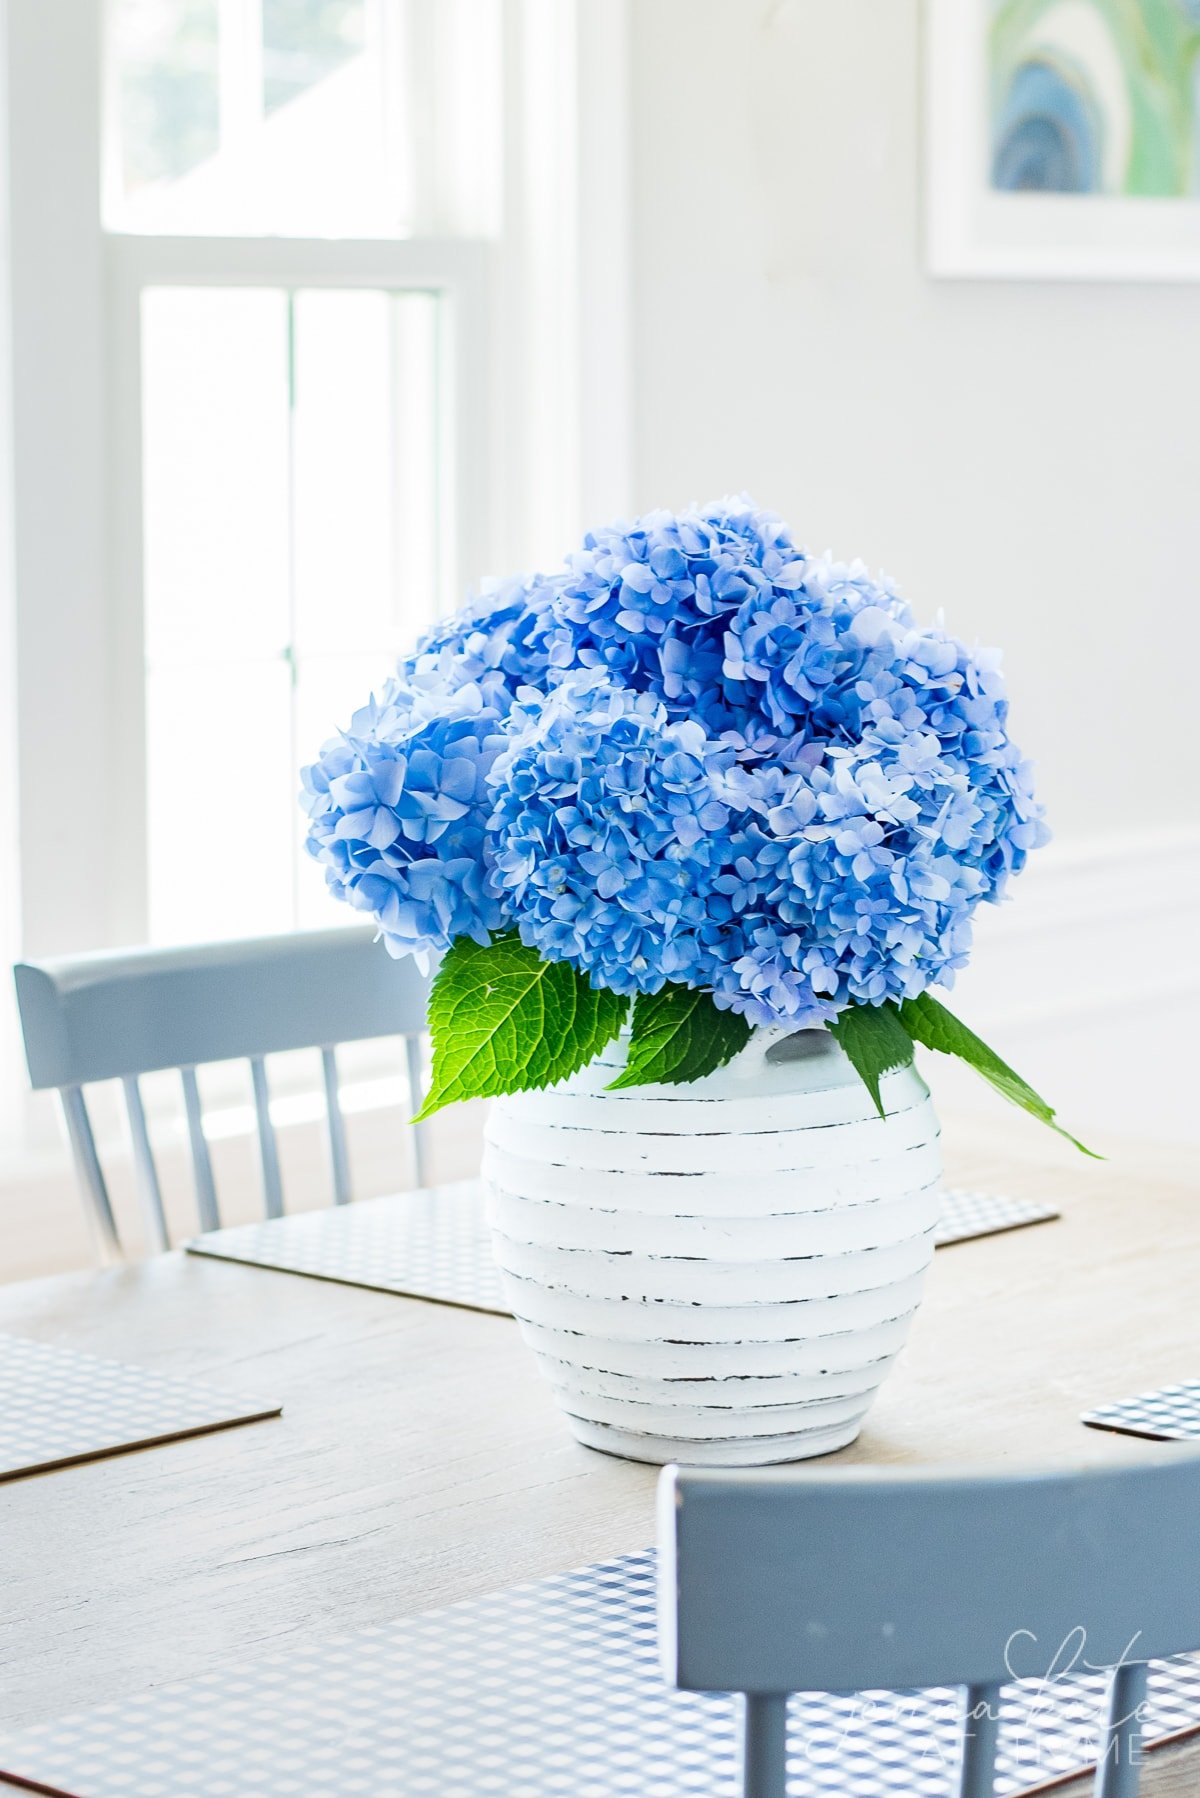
[{"x1": 565, "y1": 1413, "x2": 863, "y2": 1468}]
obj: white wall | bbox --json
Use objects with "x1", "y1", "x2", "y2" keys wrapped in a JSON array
[
  {"x1": 0, "y1": 7, "x2": 24, "y2": 1155},
  {"x1": 627, "y1": 0, "x2": 1200, "y2": 1150},
  {"x1": 629, "y1": 0, "x2": 1200, "y2": 844},
  {"x1": 4, "y1": 0, "x2": 109, "y2": 959}
]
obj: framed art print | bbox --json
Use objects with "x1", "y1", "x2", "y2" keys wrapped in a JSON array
[{"x1": 925, "y1": 0, "x2": 1200, "y2": 278}]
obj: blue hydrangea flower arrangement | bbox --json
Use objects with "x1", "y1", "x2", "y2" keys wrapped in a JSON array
[{"x1": 302, "y1": 498, "x2": 1085, "y2": 1146}]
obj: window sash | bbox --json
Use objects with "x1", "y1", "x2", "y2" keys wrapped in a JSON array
[{"x1": 105, "y1": 230, "x2": 492, "y2": 947}]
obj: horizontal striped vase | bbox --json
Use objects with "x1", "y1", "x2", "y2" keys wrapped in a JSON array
[{"x1": 482, "y1": 1028, "x2": 942, "y2": 1467}]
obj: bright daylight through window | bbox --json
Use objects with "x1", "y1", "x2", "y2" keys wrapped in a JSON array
[
  {"x1": 106, "y1": 0, "x2": 497, "y2": 944},
  {"x1": 109, "y1": 0, "x2": 402, "y2": 238},
  {"x1": 141, "y1": 285, "x2": 442, "y2": 943}
]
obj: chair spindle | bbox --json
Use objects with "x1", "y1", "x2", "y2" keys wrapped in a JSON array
[
  {"x1": 121, "y1": 1075, "x2": 170, "y2": 1254},
  {"x1": 180, "y1": 1066, "x2": 219, "y2": 1233},
  {"x1": 405, "y1": 1034, "x2": 429, "y2": 1187},
  {"x1": 321, "y1": 1046, "x2": 351, "y2": 1205},
  {"x1": 742, "y1": 1692, "x2": 788, "y2": 1798},
  {"x1": 249, "y1": 1056, "x2": 284, "y2": 1218},
  {"x1": 59, "y1": 1086, "x2": 122, "y2": 1263},
  {"x1": 958, "y1": 1681, "x2": 1003, "y2": 1798},
  {"x1": 1094, "y1": 1661, "x2": 1147, "y2": 1798},
  {"x1": 17, "y1": 927, "x2": 431, "y2": 1258}
]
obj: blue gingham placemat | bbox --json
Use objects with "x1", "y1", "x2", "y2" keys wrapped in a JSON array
[
  {"x1": 0, "y1": 1549, "x2": 1195, "y2": 1798},
  {"x1": 1083, "y1": 1382, "x2": 1200, "y2": 1442},
  {"x1": 186, "y1": 1184, "x2": 1057, "y2": 1315},
  {"x1": 0, "y1": 1334, "x2": 280, "y2": 1482},
  {"x1": 933, "y1": 1189, "x2": 1060, "y2": 1248},
  {"x1": 188, "y1": 1180, "x2": 507, "y2": 1312}
]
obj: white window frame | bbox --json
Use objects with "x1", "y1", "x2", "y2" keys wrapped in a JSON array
[
  {"x1": 107, "y1": 230, "x2": 492, "y2": 945},
  {"x1": 0, "y1": 0, "x2": 631, "y2": 1166}
]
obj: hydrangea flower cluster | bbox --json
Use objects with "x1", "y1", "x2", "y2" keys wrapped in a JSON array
[{"x1": 301, "y1": 499, "x2": 1047, "y2": 1028}]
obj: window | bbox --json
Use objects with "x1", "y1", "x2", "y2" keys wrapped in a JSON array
[
  {"x1": 103, "y1": 0, "x2": 500, "y2": 946},
  {"x1": 141, "y1": 283, "x2": 445, "y2": 942},
  {"x1": 0, "y1": 0, "x2": 629, "y2": 1167},
  {"x1": 106, "y1": 0, "x2": 501, "y2": 238}
]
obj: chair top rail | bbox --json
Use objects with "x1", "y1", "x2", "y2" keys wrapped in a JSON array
[
  {"x1": 658, "y1": 1456, "x2": 1200, "y2": 1698},
  {"x1": 14, "y1": 926, "x2": 430, "y2": 1089}
]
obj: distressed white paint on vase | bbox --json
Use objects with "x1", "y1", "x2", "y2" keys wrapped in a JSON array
[{"x1": 481, "y1": 1028, "x2": 942, "y2": 1467}]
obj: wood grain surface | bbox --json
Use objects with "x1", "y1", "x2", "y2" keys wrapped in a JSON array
[{"x1": 1, "y1": 1119, "x2": 1197, "y2": 1795}]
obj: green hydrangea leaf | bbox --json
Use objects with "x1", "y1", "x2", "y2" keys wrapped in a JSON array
[
  {"x1": 898, "y1": 991, "x2": 1100, "y2": 1158},
  {"x1": 607, "y1": 986, "x2": 751, "y2": 1090},
  {"x1": 826, "y1": 1002, "x2": 915, "y2": 1119},
  {"x1": 413, "y1": 934, "x2": 629, "y2": 1121}
]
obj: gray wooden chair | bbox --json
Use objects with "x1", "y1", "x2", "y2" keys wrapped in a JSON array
[
  {"x1": 658, "y1": 1456, "x2": 1200, "y2": 1798},
  {"x1": 13, "y1": 926, "x2": 430, "y2": 1260}
]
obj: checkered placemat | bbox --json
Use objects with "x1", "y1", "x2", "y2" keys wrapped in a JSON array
[
  {"x1": 187, "y1": 1184, "x2": 1057, "y2": 1314},
  {"x1": 187, "y1": 1180, "x2": 507, "y2": 1313},
  {"x1": 934, "y1": 1189, "x2": 1060, "y2": 1248},
  {"x1": 1082, "y1": 1382, "x2": 1200, "y2": 1442},
  {"x1": 0, "y1": 1335, "x2": 280, "y2": 1482},
  {"x1": 0, "y1": 1549, "x2": 1195, "y2": 1798}
]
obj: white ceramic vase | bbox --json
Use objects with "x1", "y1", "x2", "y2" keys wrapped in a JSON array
[{"x1": 481, "y1": 1028, "x2": 942, "y2": 1467}]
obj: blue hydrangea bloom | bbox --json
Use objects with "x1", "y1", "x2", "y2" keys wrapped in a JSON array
[
  {"x1": 486, "y1": 675, "x2": 740, "y2": 995},
  {"x1": 544, "y1": 497, "x2": 807, "y2": 736},
  {"x1": 301, "y1": 680, "x2": 512, "y2": 965},
  {"x1": 301, "y1": 498, "x2": 1048, "y2": 1020}
]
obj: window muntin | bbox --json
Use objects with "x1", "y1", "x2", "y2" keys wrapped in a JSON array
[
  {"x1": 140, "y1": 283, "x2": 445, "y2": 944},
  {"x1": 105, "y1": 0, "x2": 502, "y2": 238}
]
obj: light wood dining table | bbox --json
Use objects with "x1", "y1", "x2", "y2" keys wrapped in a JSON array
[{"x1": 1, "y1": 1119, "x2": 1197, "y2": 1796}]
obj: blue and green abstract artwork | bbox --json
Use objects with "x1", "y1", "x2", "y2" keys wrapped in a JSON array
[{"x1": 991, "y1": 0, "x2": 1200, "y2": 194}]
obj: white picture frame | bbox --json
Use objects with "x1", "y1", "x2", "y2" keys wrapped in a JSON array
[{"x1": 924, "y1": 0, "x2": 1200, "y2": 281}]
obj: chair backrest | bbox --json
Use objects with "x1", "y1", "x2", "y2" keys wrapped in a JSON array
[
  {"x1": 14, "y1": 926, "x2": 430, "y2": 1259},
  {"x1": 658, "y1": 1456, "x2": 1200, "y2": 1798}
]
